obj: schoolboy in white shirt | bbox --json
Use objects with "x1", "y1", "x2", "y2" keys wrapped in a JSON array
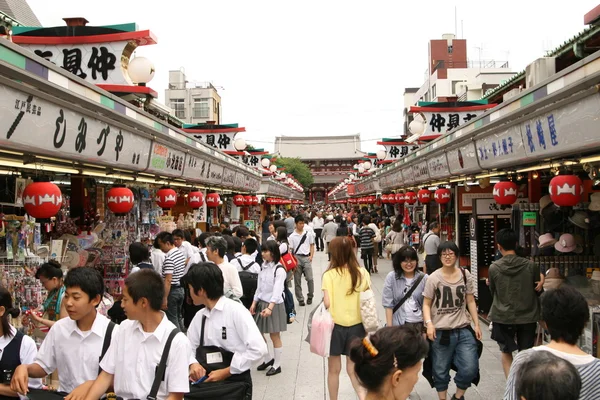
[
  {"x1": 186, "y1": 263, "x2": 267, "y2": 394},
  {"x1": 11, "y1": 267, "x2": 117, "y2": 398},
  {"x1": 85, "y1": 269, "x2": 191, "y2": 400}
]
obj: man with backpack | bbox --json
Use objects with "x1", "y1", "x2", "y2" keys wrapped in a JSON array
[{"x1": 234, "y1": 239, "x2": 261, "y2": 309}]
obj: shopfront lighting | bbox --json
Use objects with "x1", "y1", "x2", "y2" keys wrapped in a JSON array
[
  {"x1": 475, "y1": 171, "x2": 507, "y2": 179},
  {"x1": 580, "y1": 155, "x2": 600, "y2": 164},
  {"x1": 516, "y1": 164, "x2": 552, "y2": 173},
  {"x1": 0, "y1": 159, "x2": 79, "y2": 174},
  {"x1": 82, "y1": 170, "x2": 135, "y2": 181},
  {"x1": 408, "y1": 119, "x2": 426, "y2": 136},
  {"x1": 234, "y1": 137, "x2": 247, "y2": 152},
  {"x1": 127, "y1": 56, "x2": 155, "y2": 85}
]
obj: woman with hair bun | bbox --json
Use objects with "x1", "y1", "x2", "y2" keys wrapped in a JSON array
[
  {"x1": 31, "y1": 260, "x2": 67, "y2": 329},
  {"x1": 0, "y1": 286, "x2": 41, "y2": 396},
  {"x1": 349, "y1": 326, "x2": 429, "y2": 400}
]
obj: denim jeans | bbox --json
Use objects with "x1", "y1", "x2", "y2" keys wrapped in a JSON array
[
  {"x1": 430, "y1": 327, "x2": 479, "y2": 392},
  {"x1": 166, "y1": 286, "x2": 184, "y2": 330}
]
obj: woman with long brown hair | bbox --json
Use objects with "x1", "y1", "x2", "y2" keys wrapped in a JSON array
[{"x1": 322, "y1": 236, "x2": 371, "y2": 400}]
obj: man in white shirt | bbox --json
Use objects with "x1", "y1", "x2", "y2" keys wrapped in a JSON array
[
  {"x1": 288, "y1": 215, "x2": 315, "y2": 307},
  {"x1": 233, "y1": 239, "x2": 261, "y2": 275},
  {"x1": 151, "y1": 237, "x2": 165, "y2": 275},
  {"x1": 84, "y1": 270, "x2": 191, "y2": 400},
  {"x1": 173, "y1": 229, "x2": 194, "y2": 265},
  {"x1": 157, "y1": 232, "x2": 186, "y2": 330},
  {"x1": 312, "y1": 211, "x2": 325, "y2": 252},
  {"x1": 323, "y1": 215, "x2": 339, "y2": 261},
  {"x1": 205, "y1": 236, "x2": 244, "y2": 300},
  {"x1": 12, "y1": 267, "x2": 118, "y2": 397},
  {"x1": 187, "y1": 263, "x2": 267, "y2": 394}
]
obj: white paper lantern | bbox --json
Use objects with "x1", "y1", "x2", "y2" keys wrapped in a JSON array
[{"x1": 128, "y1": 57, "x2": 155, "y2": 85}]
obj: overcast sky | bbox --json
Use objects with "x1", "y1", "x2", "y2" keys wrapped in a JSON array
[{"x1": 26, "y1": 0, "x2": 599, "y2": 153}]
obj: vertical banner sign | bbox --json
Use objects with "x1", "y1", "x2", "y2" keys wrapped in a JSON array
[{"x1": 469, "y1": 215, "x2": 478, "y2": 298}]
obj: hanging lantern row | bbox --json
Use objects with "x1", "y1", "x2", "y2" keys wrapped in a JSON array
[
  {"x1": 417, "y1": 189, "x2": 431, "y2": 204},
  {"x1": 23, "y1": 181, "x2": 63, "y2": 219},
  {"x1": 233, "y1": 194, "x2": 260, "y2": 207}
]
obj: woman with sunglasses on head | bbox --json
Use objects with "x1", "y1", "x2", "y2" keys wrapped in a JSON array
[
  {"x1": 322, "y1": 236, "x2": 371, "y2": 400},
  {"x1": 422, "y1": 241, "x2": 482, "y2": 400},
  {"x1": 382, "y1": 246, "x2": 427, "y2": 332},
  {"x1": 349, "y1": 326, "x2": 429, "y2": 400}
]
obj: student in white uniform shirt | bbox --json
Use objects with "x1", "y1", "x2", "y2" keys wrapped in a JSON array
[
  {"x1": 173, "y1": 229, "x2": 194, "y2": 265},
  {"x1": 186, "y1": 263, "x2": 267, "y2": 397},
  {"x1": 151, "y1": 237, "x2": 166, "y2": 275},
  {"x1": 233, "y1": 239, "x2": 261, "y2": 274},
  {"x1": 0, "y1": 287, "x2": 42, "y2": 398},
  {"x1": 205, "y1": 236, "x2": 243, "y2": 300},
  {"x1": 12, "y1": 267, "x2": 117, "y2": 398},
  {"x1": 84, "y1": 270, "x2": 191, "y2": 400},
  {"x1": 288, "y1": 216, "x2": 316, "y2": 307}
]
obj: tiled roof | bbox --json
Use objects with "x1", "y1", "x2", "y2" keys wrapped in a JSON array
[
  {"x1": 0, "y1": 0, "x2": 40, "y2": 27},
  {"x1": 482, "y1": 24, "x2": 600, "y2": 100}
]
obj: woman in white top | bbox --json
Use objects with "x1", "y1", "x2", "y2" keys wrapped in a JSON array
[
  {"x1": 276, "y1": 227, "x2": 296, "y2": 323},
  {"x1": 0, "y1": 286, "x2": 41, "y2": 397},
  {"x1": 250, "y1": 240, "x2": 287, "y2": 377}
]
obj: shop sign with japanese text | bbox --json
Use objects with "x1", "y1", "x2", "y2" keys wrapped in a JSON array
[
  {"x1": 427, "y1": 154, "x2": 450, "y2": 179},
  {"x1": 476, "y1": 125, "x2": 527, "y2": 169},
  {"x1": 147, "y1": 143, "x2": 184, "y2": 177},
  {"x1": 203, "y1": 162, "x2": 224, "y2": 184},
  {"x1": 520, "y1": 94, "x2": 600, "y2": 160},
  {"x1": 412, "y1": 110, "x2": 482, "y2": 136},
  {"x1": 221, "y1": 168, "x2": 236, "y2": 187},
  {"x1": 234, "y1": 172, "x2": 245, "y2": 189},
  {"x1": 382, "y1": 143, "x2": 420, "y2": 161},
  {"x1": 401, "y1": 166, "x2": 414, "y2": 183},
  {"x1": 23, "y1": 42, "x2": 132, "y2": 85},
  {"x1": 447, "y1": 142, "x2": 480, "y2": 175},
  {"x1": 0, "y1": 84, "x2": 151, "y2": 170},
  {"x1": 412, "y1": 161, "x2": 429, "y2": 183},
  {"x1": 189, "y1": 132, "x2": 238, "y2": 152}
]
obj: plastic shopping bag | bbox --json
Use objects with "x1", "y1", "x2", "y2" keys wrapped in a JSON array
[
  {"x1": 309, "y1": 303, "x2": 334, "y2": 357},
  {"x1": 360, "y1": 289, "x2": 379, "y2": 333}
]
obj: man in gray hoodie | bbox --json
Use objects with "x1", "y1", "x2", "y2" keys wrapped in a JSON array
[{"x1": 489, "y1": 229, "x2": 543, "y2": 378}]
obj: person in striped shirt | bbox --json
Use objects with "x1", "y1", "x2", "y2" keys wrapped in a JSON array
[
  {"x1": 156, "y1": 231, "x2": 186, "y2": 330},
  {"x1": 504, "y1": 285, "x2": 600, "y2": 400},
  {"x1": 358, "y1": 216, "x2": 376, "y2": 273}
]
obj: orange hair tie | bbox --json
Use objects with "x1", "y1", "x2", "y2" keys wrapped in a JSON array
[{"x1": 362, "y1": 336, "x2": 379, "y2": 357}]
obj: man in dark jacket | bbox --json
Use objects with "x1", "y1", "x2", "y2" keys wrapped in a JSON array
[{"x1": 489, "y1": 229, "x2": 543, "y2": 378}]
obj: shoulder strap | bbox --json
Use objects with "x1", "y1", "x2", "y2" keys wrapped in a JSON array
[
  {"x1": 236, "y1": 258, "x2": 256, "y2": 271},
  {"x1": 98, "y1": 321, "x2": 116, "y2": 371},
  {"x1": 460, "y1": 268, "x2": 467, "y2": 286},
  {"x1": 294, "y1": 234, "x2": 308, "y2": 254},
  {"x1": 274, "y1": 264, "x2": 285, "y2": 278},
  {"x1": 148, "y1": 328, "x2": 180, "y2": 400},
  {"x1": 200, "y1": 315, "x2": 206, "y2": 347},
  {"x1": 392, "y1": 274, "x2": 425, "y2": 314},
  {"x1": 200, "y1": 252, "x2": 207, "y2": 262}
]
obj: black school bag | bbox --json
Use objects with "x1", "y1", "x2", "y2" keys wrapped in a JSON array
[{"x1": 236, "y1": 258, "x2": 258, "y2": 309}]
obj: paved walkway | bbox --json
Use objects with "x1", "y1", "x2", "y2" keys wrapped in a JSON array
[{"x1": 253, "y1": 250, "x2": 507, "y2": 400}]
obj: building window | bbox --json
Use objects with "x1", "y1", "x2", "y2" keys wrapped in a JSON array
[
  {"x1": 193, "y1": 98, "x2": 210, "y2": 119},
  {"x1": 170, "y1": 98, "x2": 185, "y2": 119},
  {"x1": 431, "y1": 84, "x2": 437, "y2": 100},
  {"x1": 448, "y1": 45, "x2": 453, "y2": 54}
]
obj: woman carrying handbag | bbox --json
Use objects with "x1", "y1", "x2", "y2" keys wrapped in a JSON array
[{"x1": 322, "y1": 237, "x2": 371, "y2": 400}]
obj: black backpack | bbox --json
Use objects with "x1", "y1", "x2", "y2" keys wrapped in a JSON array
[{"x1": 236, "y1": 258, "x2": 258, "y2": 309}]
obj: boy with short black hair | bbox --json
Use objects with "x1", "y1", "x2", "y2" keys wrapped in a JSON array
[
  {"x1": 85, "y1": 270, "x2": 191, "y2": 400},
  {"x1": 11, "y1": 267, "x2": 117, "y2": 398}
]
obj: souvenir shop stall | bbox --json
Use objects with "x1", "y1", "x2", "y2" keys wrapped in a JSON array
[{"x1": 0, "y1": 38, "x2": 262, "y2": 341}]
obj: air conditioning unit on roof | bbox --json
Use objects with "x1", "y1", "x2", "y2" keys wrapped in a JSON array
[{"x1": 526, "y1": 57, "x2": 556, "y2": 89}]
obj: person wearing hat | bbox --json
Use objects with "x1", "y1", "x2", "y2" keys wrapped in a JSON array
[
  {"x1": 488, "y1": 229, "x2": 543, "y2": 378},
  {"x1": 589, "y1": 192, "x2": 600, "y2": 212}
]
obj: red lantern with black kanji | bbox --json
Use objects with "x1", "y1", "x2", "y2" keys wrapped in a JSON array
[
  {"x1": 493, "y1": 181, "x2": 518, "y2": 205},
  {"x1": 188, "y1": 190, "x2": 204, "y2": 209},
  {"x1": 405, "y1": 191, "x2": 417, "y2": 205},
  {"x1": 156, "y1": 187, "x2": 177, "y2": 210},
  {"x1": 417, "y1": 189, "x2": 432, "y2": 204},
  {"x1": 106, "y1": 185, "x2": 134, "y2": 215},
  {"x1": 206, "y1": 193, "x2": 221, "y2": 208},
  {"x1": 233, "y1": 194, "x2": 245, "y2": 206},
  {"x1": 250, "y1": 196, "x2": 259, "y2": 206},
  {"x1": 434, "y1": 188, "x2": 452, "y2": 205},
  {"x1": 23, "y1": 181, "x2": 63, "y2": 219},
  {"x1": 549, "y1": 175, "x2": 583, "y2": 207},
  {"x1": 395, "y1": 193, "x2": 405, "y2": 204}
]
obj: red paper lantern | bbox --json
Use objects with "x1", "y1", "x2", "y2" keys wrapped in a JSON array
[
  {"x1": 493, "y1": 181, "x2": 518, "y2": 205},
  {"x1": 188, "y1": 190, "x2": 204, "y2": 209},
  {"x1": 395, "y1": 193, "x2": 405, "y2": 204},
  {"x1": 243, "y1": 195, "x2": 253, "y2": 206},
  {"x1": 23, "y1": 182, "x2": 63, "y2": 219},
  {"x1": 106, "y1": 185, "x2": 134, "y2": 215},
  {"x1": 434, "y1": 188, "x2": 452, "y2": 204},
  {"x1": 417, "y1": 189, "x2": 432, "y2": 204},
  {"x1": 405, "y1": 191, "x2": 417, "y2": 205},
  {"x1": 156, "y1": 187, "x2": 177, "y2": 210},
  {"x1": 381, "y1": 194, "x2": 389, "y2": 204},
  {"x1": 266, "y1": 197, "x2": 276, "y2": 205},
  {"x1": 250, "y1": 196, "x2": 259, "y2": 206},
  {"x1": 549, "y1": 175, "x2": 583, "y2": 207},
  {"x1": 206, "y1": 193, "x2": 221, "y2": 208},
  {"x1": 233, "y1": 194, "x2": 245, "y2": 206}
]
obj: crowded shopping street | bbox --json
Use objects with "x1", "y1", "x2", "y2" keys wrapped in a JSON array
[{"x1": 2, "y1": 1, "x2": 600, "y2": 400}]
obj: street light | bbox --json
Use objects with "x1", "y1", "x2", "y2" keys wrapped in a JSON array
[
  {"x1": 358, "y1": 166, "x2": 365, "y2": 174},
  {"x1": 261, "y1": 158, "x2": 271, "y2": 168},
  {"x1": 234, "y1": 137, "x2": 247, "y2": 152},
  {"x1": 376, "y1": 149, "x2": 386, "y2": 160},
  {"x1": 128, "y1": 57, "x2": 155, "y2": 86},
  {"x1": 349, "y1": 173, "x2": 356, "y2": 180},
  {"x1": 280, "y1": 172, "x2": 287, "y2": 178},
  {"x1": 363, "y1": 161, "x2": 372, "y2": 170},
  {"x1": 269, "y1": 165, "x2": 277, "y2": 173}
]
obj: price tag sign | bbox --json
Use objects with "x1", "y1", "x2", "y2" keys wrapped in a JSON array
[{"x1": 523, "y1": 212, "x2": 537, "y2": 226}]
